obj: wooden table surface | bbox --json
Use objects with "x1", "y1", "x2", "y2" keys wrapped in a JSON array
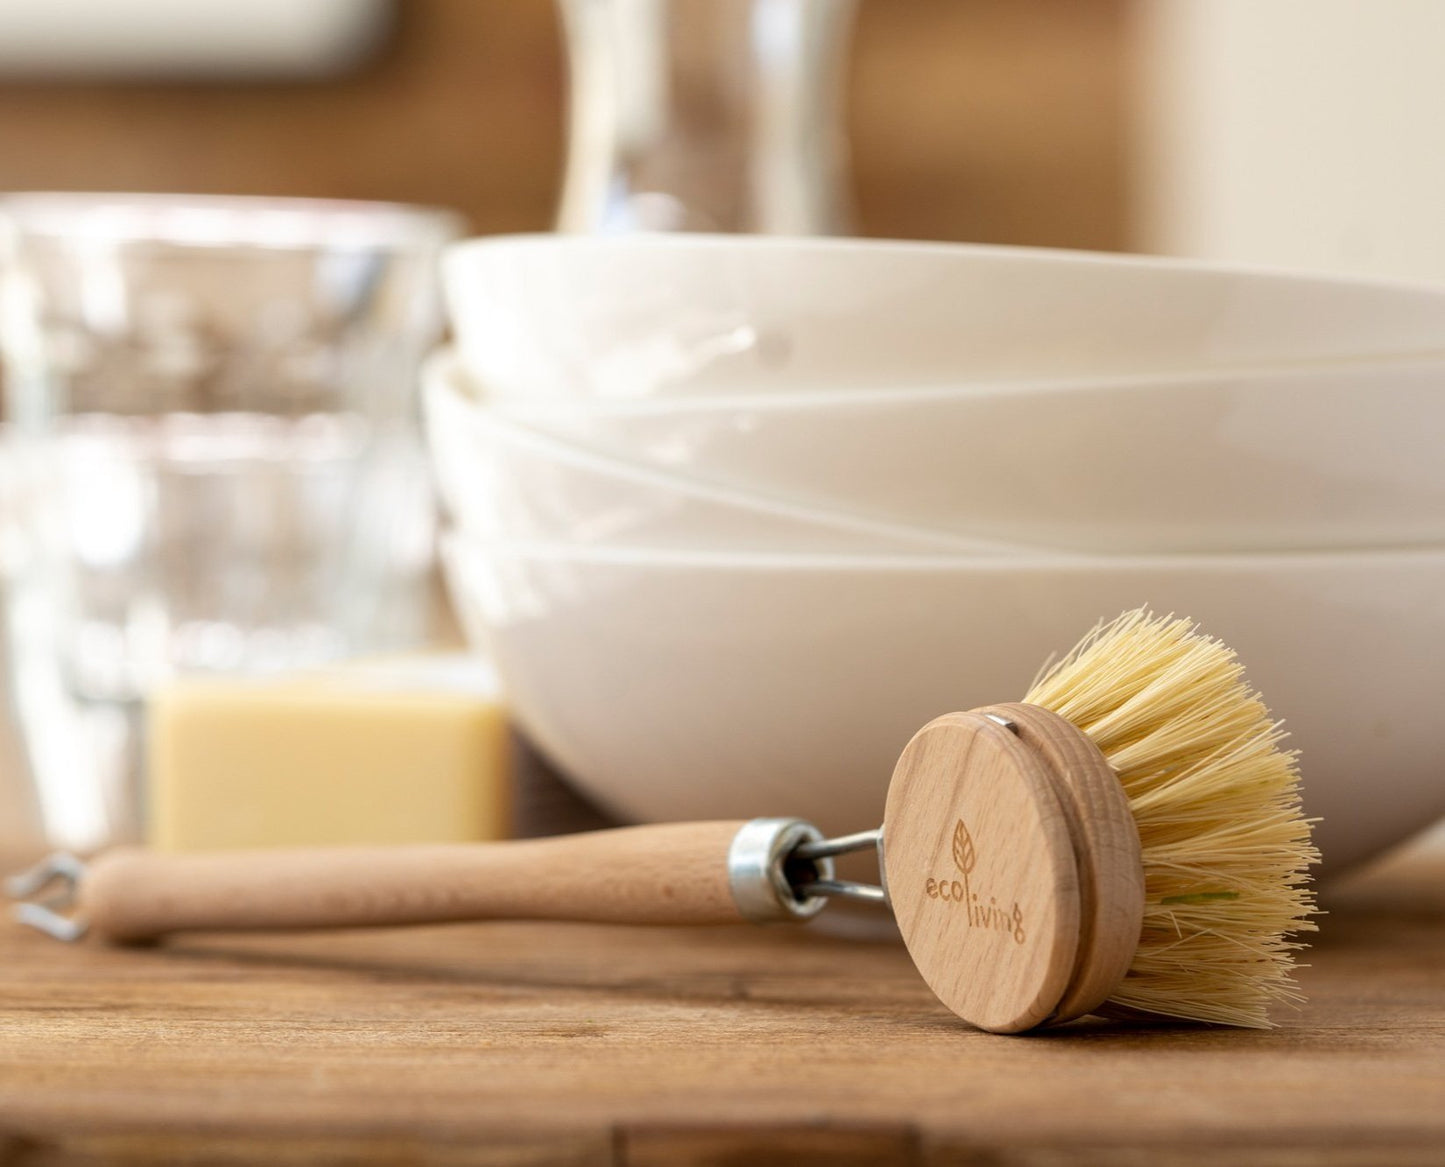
[{"x1": 0, "y1": 840, "x2": 1441, "y2": 1167}]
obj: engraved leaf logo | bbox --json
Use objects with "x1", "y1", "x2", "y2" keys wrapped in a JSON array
[{"x1": 952, "y1": 819, "x2": 976, "y2": 876}]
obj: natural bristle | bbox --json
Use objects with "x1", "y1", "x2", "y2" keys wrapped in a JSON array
[{"x1": 1024, "y1": 608, "x2": 1319, "y2": 1028}]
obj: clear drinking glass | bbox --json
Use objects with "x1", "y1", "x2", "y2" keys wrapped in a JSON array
[
  {"x1": 555, "y1": 0, "x2": 857, "y2": 234},
  {"x1": 0, "y1": 193, "x2": 463, "y2": 852}
]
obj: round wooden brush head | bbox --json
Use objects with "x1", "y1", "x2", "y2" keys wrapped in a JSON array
[{"x1": 882, "y1": 706, "x2": 1144, "y2": 1034}]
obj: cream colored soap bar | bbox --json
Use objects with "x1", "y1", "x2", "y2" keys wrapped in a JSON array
[{"x1": 148, "y1": 656, "x2": 510, "y2": 851}]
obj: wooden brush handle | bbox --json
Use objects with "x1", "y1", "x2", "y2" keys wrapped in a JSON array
[{"x1": 81, "y1": 822, "x2": 750, "y2": 943}]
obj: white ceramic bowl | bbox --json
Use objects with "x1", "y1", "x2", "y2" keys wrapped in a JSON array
[
  {"x1": 422, "y1": 353, "x2": 1039, "y2": 555},
  {"x1": 443, "y1": 234, "x2": 1445, "y2": 402},
  {"x1": 494, "y1": 356, "x2": 1445, "y2": 554},
  {"x1": 444, "y1": 535, "x2": 1445, "y2": 875}
]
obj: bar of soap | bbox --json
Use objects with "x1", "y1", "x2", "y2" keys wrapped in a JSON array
[{"x1": 147, "y1": 655, "x2": 510, "y2": 851}]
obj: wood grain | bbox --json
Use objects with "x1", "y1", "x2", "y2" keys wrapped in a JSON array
[
  {"x1": 81, "y1": 823, "x2": 749, "y2": 942},
  {"x1": 0, "y1": 845, "x2": 1442, "y2": 1164},
  {"x1": 883, "y1": 712, "x2": 1081, "y2": 1033}
]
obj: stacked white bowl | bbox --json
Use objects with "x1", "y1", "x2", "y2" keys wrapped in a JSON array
[{"x1": 432, "y1": 234, "x2": 1445, "y2": 874}]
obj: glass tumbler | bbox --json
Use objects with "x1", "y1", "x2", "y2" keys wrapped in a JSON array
[
  {"x1": 555, "y1": 0, "x2": 857, "y2": 234},
  {"x1": 0, "y1": 194, "x2": 463, "y2": 853}
]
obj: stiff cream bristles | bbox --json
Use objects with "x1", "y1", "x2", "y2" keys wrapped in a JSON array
[{"x1": 1024, "y1": 608, "x2": 1319, "y2": 1028}]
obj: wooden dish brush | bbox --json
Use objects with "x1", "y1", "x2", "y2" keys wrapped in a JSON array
[{"x1": 7, "y1": 609, "x2": 1318, "y2": 1033}]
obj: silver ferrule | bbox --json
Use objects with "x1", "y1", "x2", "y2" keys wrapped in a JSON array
[{"x1": 726, "y1": 817, "x2": 832, "y2": 922}]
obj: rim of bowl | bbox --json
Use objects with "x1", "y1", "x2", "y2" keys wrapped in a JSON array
[
  {"x1": 0, "y1": 192, "x2": 468, "y2": 250},
  {"x1": 444, "y1": 231, "x2": 1445, "y2": 299},
  {"x1": 422, "y1": 351, "x2": 1060, "y2": 558},
  {"x1": 459, "y1": 347, "x2": 1445, "y2": 419},
  {"x1": 443, "y1": 530, "x2": 1445, "y2": 573}
]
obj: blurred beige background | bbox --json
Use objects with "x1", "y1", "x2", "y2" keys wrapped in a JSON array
[{"x1": 0, "y1": 0, "x2": 1130, "y2": 248}]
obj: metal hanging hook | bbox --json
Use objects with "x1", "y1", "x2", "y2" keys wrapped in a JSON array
[{"x1": 5, "y1": 852, "x2": 90, "y2": 942}]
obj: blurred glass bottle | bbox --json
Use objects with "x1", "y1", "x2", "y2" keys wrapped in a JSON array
[{"x1": 556, "y1": 0, "x2": 856, "y2": 234}]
